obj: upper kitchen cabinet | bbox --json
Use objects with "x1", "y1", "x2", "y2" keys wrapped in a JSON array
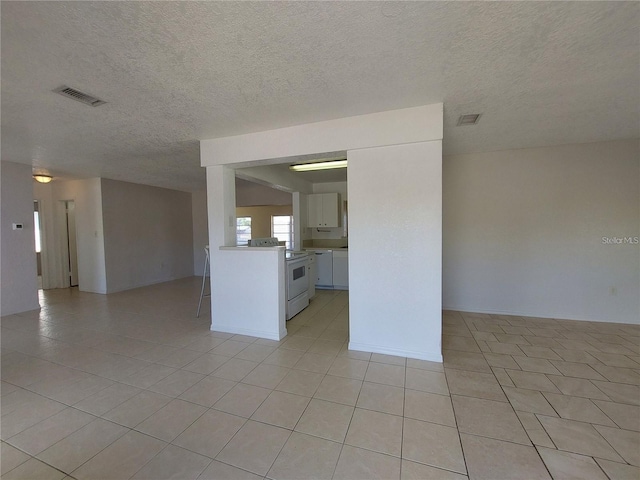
[{"x1": 308, "y1": 193, "x2": 341, "y2": 228}]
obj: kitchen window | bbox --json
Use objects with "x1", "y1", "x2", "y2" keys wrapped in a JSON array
[
  {"x1": 236, "y1": 216, "x2": 251, "y2": 246},
  {"x1": 272, "y1": 215, "x2": 293, "y2": 250}
]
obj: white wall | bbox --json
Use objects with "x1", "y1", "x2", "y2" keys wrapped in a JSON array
[
  {"x1": 101, "y1": 178, "x2": 193, "y2": 293},
  {"x1": 192, "y1": 190, "x2": 209, "y2": 276},
  {"x1": 236, "y1": 178, "x2": 294, "y2": 206},
  {"x1": 443, "y1": 139, "x2": 640, "y2": 324},
  {"x1": 1, "y1": 161, "x2": 39, "y2": 315},
  {"x1": 348, "y1": 142, "x2": 443, "y2": 361}
]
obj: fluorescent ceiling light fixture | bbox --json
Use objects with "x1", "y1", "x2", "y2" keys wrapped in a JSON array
[
  {"x1": 290, "y1": 160, "x2": 347, "y2": 172},
  {"x1": 33, "y1": 174, "x2": 53, "y2": 183}
]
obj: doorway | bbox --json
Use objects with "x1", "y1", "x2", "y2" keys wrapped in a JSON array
[
  {"x1": 34, "y1": 200, "x2": 43, "y2": 289},
  {"x1": 63, "y1": 200, "x2": 79, "y2": 287}
]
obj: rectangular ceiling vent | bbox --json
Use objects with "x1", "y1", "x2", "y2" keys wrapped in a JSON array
[
  {"x1": 457, "y1": 113, "x2": 481, "y2": 126},
  {"x1": 53, "y1": 85, "x2": 106, "y2": 107}
]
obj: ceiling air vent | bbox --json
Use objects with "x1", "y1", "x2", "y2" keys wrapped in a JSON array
[
  {"x1": 53, "y1": 85, "x2": 106, "y2": 107},
  {"x1": 457, "y1": 114, "x2": 481, "y2": 126}
]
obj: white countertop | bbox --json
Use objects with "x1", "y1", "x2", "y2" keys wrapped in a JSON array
[{"x1": 219, "y1": 246, "x2": 285, "y2": 251}]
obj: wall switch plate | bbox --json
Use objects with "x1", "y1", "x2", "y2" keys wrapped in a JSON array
[{"x1": 12, "y1": 223, "x2": 24, "y2": 230}]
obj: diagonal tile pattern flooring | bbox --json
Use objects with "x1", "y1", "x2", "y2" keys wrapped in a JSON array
[{"x1": 1, "y1": 277, "x2": 639, "y2": 479}]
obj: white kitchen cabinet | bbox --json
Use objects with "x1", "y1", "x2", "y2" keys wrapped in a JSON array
[
  {"x1": 307, "y1": 193, "x2": 341, "y2": 228},
  {"x1": 332, "y1": 250, "x2": 349, "y2": 290}
]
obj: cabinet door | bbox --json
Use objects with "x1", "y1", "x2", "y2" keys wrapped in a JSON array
[
  {"x1": 321, "y1": 193, "x2": 340, "y2": 227},
  {"x1": 332, "y1": 251, "x2": 348, "y2": 289},
  {"x1": 307, "y1": 194, "x2": 322, "y2": 227},
  {"x1": 308, "y1": 193, "x2": 341, "y2": 228}
]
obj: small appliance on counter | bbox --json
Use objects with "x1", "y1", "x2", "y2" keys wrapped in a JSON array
[{"x1": 249, "y1": 237, "x2": 282, "y2": 247}]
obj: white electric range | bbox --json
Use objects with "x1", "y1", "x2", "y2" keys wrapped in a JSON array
[{"x1": 249, "y1": 238, "x2": 310, "y2": 319}]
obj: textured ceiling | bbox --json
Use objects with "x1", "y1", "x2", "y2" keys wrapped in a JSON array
[{"x1": 1, "y1": 2, "x2": 638, "y2": 192}]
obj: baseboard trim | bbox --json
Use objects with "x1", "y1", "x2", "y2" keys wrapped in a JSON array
[
  {"x1": 1, "y1": 302, "x2": 41, "y2": 317},
  {"x1": 210, "y1": 323, "x2": 286, "y2": 341},
  {"x1": 348, "y1": 341, "x2": 442, "y2": 363},
  {"x1": 105, "y1": 274, "x2": 192, "y2": 295},
  {"x1": 442, "y1": 304, "x2": 638, "y2": 325}
]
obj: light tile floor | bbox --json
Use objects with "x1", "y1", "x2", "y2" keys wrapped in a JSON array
[{"x1": 1, "y1": 278, "x2": 639, "y2": 479}]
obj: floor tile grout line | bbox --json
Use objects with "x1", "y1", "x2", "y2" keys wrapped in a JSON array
[
  {"x1": 532, "y1": 411, "x2": 634, "y2": 464},
  {"x1": 37, "y1": 418, "x2": 130, "y2": 478},
  {"x1": 0, "y1": 439, "x2": 77, "y2": 479},
  {"x1": 261, "y1": 428, "x2": 294, "y2": 479},
  {"x1": 329, "y1": 442, "x2": 346, "y2": 480},
  {"x1": 4, "y1": 286, "x2": 639, "y2": 480},
  {"x1": 167, "y1": 413, "x2": 250, "y2": 471},
  {"x1": 470, "y1": 331, "x2": 556, "y2": 476},
  {"x1": 124, "y1": 438, "x2": 204, "y2": 480},
  {"x1": 540, "y1": 390, "x2": 622, "y2": 429}
]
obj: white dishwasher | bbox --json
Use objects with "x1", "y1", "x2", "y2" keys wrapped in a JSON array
[
  {"x1": 307, "y1": 253, "x2": 316, "y2": 299},
  {"x1": 332, "y1": 250, "x2": 348, "y2": 290},
  {"x1": 314, "y1": 250, "x2": 333, "y2": 289}
]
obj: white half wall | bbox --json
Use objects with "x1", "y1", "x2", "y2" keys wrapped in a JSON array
[
  {"x1": 101, "y1": 178, "x2": 193, "y2": 293},
  {"x1": 348, "y1": 142, "x2": 443, "y2": 361},
  {"x1": 1, "y1": 161, "x2": 39, "y2": 315},
  {"x1": 211, "y1": 247, "x2": 287, "y2": 340},
  {"x1": 443, "y1": 139, "x2": 640, "y2": 324}
]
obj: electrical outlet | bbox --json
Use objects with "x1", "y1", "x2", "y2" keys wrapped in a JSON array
[{"x1": 12, "y1": 223, "x2": 24, "y2": 230}]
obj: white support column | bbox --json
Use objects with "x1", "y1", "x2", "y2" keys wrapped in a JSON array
[
  {"x1": 206, "y1": 165, "x2": 237, "y2": 250},
  {"x1": 347, "y1": 141, "x2": 443, "y2": 361},
  {"x1": 207, "y1": 165, "x2": 236, "y2": 330},
  {"x1": 292, "y1": 192, "x2": 302, "y2": 251}
]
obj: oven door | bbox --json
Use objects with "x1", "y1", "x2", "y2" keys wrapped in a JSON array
[{"x1": 287, "y1": 258, "x2": 308, "y2": 301}]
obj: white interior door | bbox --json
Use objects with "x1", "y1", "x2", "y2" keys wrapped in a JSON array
[{"x1": 66, "y1": 201, "x2": 79, "y2": 287}]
